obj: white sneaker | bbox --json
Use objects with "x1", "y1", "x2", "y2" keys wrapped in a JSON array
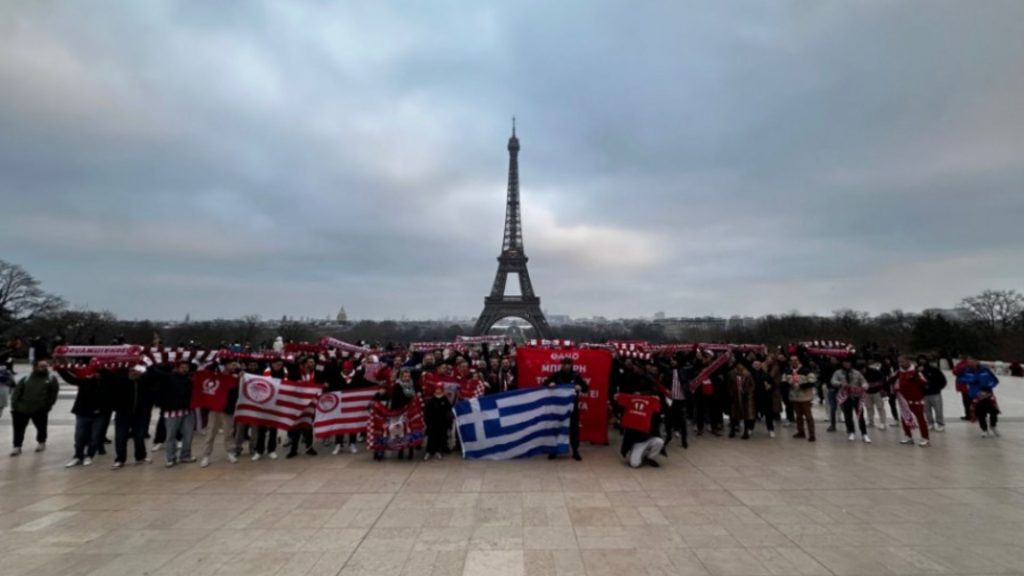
[
  {"x1": 200, "y1": 457, "x2": 210, "y2": 468},
  {"x1": 152, "y1": 443, "x2": 163, "y2": 451},
  {"x1": 863, "y1": 436, "x2": 872, "y2": 444},
  {"x1": 435, "y1": 453, "x2": 443, "y2": 460},
  {"x1": 135, "y1": 458, "x2": 151, "y2": 465},
  {"x1": 848, "y1": 434, "x2": 856, "y2": 442},
  {"x1": 782, "y1": 421, "x2": 791, "y2": 428},
  {"x1": 332, "y1": 444, "x2": 342, "y2": 456},
  {"x1": 35, "y1": 443, "x2": 46, "y2": 453},
  {"x1": 66, "y1": 458, "x2": 83, "y2": 468},
  {"x1": 935, "y1": 425, "x2": 945, "y2": 432},
  {"x1": 83, "y1": 457, "x2": 93, "y2": 466},
  {"x1": 10, "y1": 447, "x2": 22, "y2": 457},
  {"x1": 918, "y1": 439, "x2": 930, "y2": 447},
  {"x1": 423, "y1": 453, "x2": 431, "y2": 461},
  {"x1": 112, "y1": 462, "x2": 124, "y2": 469},
  {"x1": 888, "y1": 422, "x2": 899, "y2": 428},
  {"x1": 165, "y1": 460, "x2": 176, "y2": 468},
  {"x1": 227, "y1": 453, "x2": 238, "y2": 464},
  {"x1": 251, "y1": 453, "x2": 262, "y2": 462},
  {"x1": 349, "y1": 445, "x2": 358, "y2": 454},
  {"x1": 268, "y1": 452, "x2": 278, "y2": 460},
  {"x1": 929, "y1": 424, "x2": 936, "y2": 431},
  {"x1": 981, "y1": 430, "x2": 990, "y2": 438},
  {"x1": 992, "y1": 427, "x2": 1000, "y2": 437},
  {"x1": 768, "y1": 431, "x2": 776, "y2": 439},
  {"x1": 900, "y1": 436, "x2": 914, "y2": 445}
]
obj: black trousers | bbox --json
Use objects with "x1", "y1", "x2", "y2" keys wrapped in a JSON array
[
  {"x1": 255, "y1": 426, "x2": 278, "y2": 454},
  {"x1": 694, "y1": 394, "x2": 721, "y2": 433},
  {"x1": 668, "y1": 399, "x2": 688, "y2": 446},
  {"x1": 960, "y1": 392, "x2": 972, "y2": 418},
  {"x1": 975, "y1": 398, "x2": 999, "y2": 431},
  {"x1": 841, "y1": 399, "x2": 867, "y2": 435},
  {"x1": 569, "y1": 405, "x2": 581, "y2": 453},
  {"x1": 11, "y1": 411, "x2": 48, "y2": 448},
  {"x1": 288, "y1": 428, "x2": 314, "y2": 454},
  {"x1": 115, "y1": 409, "x2": 150, "y2": 463},
  {"x1": 780, "y1": 384, "x2": 794, "y2": 423}
]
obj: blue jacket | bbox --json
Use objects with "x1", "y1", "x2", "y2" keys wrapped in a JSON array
[{"x1": 959, "y1": 366, "x2": 999, "y2": 398}]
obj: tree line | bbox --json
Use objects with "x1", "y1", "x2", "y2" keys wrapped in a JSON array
[{"x1": 2, "y1": 259, "x2": 1021, "y2": 361}]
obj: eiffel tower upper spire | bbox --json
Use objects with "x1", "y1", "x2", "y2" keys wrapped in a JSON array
[{"x1": 502, "y1": 118, "x2": 523, "y2": 254}]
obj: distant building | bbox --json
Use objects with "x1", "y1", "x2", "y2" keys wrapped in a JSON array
[
  {"x1": 336, "y1": 306, "x2": 348, "y2": 323},
  {"x1": 922, "y1": 308, "x2": 969, "y2": 322},
  {"x1": 653, "y1": 311, "x2": 666, "y2": 320}
]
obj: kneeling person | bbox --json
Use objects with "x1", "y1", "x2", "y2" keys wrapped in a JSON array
[{"x1": 615, "y1": 390, "x2": 665, "y2": 468}]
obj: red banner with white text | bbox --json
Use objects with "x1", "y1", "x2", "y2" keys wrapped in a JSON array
[{"x1": 516, "y1": 347, "x2": 612, "y2": 445}]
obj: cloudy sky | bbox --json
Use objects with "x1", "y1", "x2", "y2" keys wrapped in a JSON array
[{"x1": 1, "y1": 2, "x2": 1022, "y2": 321}]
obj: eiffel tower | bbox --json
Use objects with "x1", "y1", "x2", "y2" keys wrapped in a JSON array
[{"x1": 473, "y1": 120, "x2": 551, "y2": 337}]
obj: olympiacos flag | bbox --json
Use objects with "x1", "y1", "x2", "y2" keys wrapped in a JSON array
[
  {"x1": 190, "y1": 370, "x2": 238, "y2": 412},
  {"x1": 234, "y1": 374, "x2": 320, "y2": 431},
  {"x1": 313, "y1": 387, "x2": 377, "y2": 439}
]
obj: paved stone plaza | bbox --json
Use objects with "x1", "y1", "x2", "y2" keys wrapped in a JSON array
[{"x1": 2, "y1": 377, "x2": 1022, "y2": 576}]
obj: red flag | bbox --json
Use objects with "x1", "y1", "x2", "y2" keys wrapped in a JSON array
[
  {"x1": 234, "y1": 374, "x2": 320, "y2": 431},
  {"x1": 516, "y1": 347, "x2": 612, "y2": 445},
  {"x1": 313, "y1": 387, "x2": 377, "y2": 439},
  {"x1": 367, "y1": 397, "x2": 425, "y2": 452},
  {"x1": 190, "y1": 371, "x2": 238, "y2": 412}
]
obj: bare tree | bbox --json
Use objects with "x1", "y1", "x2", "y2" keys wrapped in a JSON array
[
  {"x1": 960, "y1": 289, "x2": 1024, "y2": 332},
  {"x1": 0, "y1": 260, "x2": 66, "y2": 334}
]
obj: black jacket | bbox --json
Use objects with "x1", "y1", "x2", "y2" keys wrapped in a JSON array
[
  {"x1": 61, "y1": 371, "x2": 110, "y2": 416},
  {"x1": 107, "y1": 371, "x2": 157, "y2": 414},
  {"x1": 920, "y1": 365, "x2": 947, "y2": 395},
  {"x1": 423, "y1": 394, "x2": 453, "y2": 432},
  {"x1": 154, "y1": 369, "x2": 193, "y2": 412}
]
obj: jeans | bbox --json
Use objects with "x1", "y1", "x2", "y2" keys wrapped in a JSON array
[
  {"x1": 627, "y1": 437, "x2": 664, "y2": 468},
  {"x1": 114, "y1": 409, "x2": 150, "y2": 463},
  {"x1": 74, "y1": 413, "x2": 106, "y2": 460},
  {"x1": 164, "y1": 413, "x2": 195, "y2": 462},
  {"x1": 923, "y1": 394, "x2": 944, "y2": 427},
  {"x1": 11, "y1": 411, "x2": 48, "y2": 448}
]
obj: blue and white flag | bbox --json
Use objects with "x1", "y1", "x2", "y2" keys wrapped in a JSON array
[{"x1": 454, "y1": 385, "x2": 576, "y2": 460}]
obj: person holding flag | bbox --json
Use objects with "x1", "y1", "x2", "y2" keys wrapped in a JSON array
[
  {"x1": 543, "y1": 357, "x2": 588, "y2": 461},
  {"x1": 198, "y1": 361, "x2": 241, "y2": 467},
  {"x1": 111, "y1": 365, "x2": 155, "y2": 468}
]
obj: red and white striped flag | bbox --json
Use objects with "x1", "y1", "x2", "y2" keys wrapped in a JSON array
[
  {"x1": 313, "y1": 387, "x2": 377, "y2": 439},
  {"x1": 235, "y1": 374, "x2": 320, "y2": 431}
]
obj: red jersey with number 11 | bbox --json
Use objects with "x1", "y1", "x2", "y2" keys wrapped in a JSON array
[{"x1": 616, "y1": 393, "x2": 659, "y2": 433}]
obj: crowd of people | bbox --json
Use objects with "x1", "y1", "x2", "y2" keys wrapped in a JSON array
[{"x1": 0, "y1": 341, "x2": 1004, "y2": 471}]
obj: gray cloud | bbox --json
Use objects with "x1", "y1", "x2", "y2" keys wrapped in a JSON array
[{"x1": 1, "y1": 1, "x2": 1022, "y2": 321}]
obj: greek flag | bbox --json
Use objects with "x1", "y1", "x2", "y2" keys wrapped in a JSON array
[{"x1": 454, "y1": 385, "x2": 576, "y2": 460}]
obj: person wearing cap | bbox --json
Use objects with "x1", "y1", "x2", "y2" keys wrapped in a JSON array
[
  {"x1": 542, "y1": 357, "x2": 589, "y2": 461},
  {"x1": 112, "y1": 364, "x2": 156, "y2": 468},
  {"x1": 917, "y1": 355, "x2": 947, "y2": 432}
]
